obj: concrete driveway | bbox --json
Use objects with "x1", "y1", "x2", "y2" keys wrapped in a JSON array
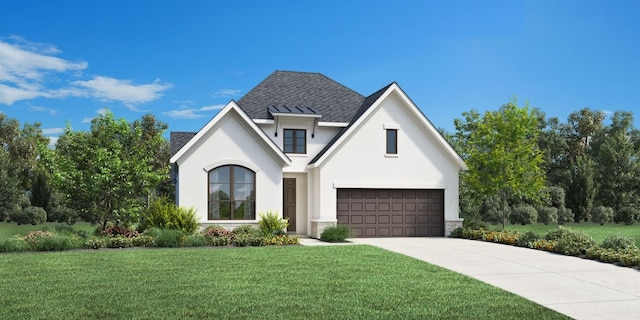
[{"x1": 302, "y1": 237, "x2": 640, "y2": 320}]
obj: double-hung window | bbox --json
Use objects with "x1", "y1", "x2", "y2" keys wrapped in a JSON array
[{"x1": 283, "y1": 129, "x2": 306, "y2": 154}]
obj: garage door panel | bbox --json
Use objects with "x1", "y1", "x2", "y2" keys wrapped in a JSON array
[{"x1": 337, "y1": 189, "x2": 444, "y2": 237}]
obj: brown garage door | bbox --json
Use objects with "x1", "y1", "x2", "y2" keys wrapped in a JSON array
[{"x1": 336, "y1": 189, "x2": 444, "y2": 237}]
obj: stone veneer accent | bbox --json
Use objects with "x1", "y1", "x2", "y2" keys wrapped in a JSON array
[
  {"x1": 445, "y1": 219, "x2": 464, "y2": 237},
  {"x1": 200, "y1": 222, "x2": 259, "y2": 231},
  {"x1": 309, "y1": 219, "x2": 337, "y2": 239}
]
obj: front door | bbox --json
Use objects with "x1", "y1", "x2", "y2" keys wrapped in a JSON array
[{"x1": 283, "y1": 178, "x2": 296, "y2": 232}]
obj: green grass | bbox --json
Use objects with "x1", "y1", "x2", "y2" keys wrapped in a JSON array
[
  {"x1": 0, "y1": 245, "x2": 568, "y2": 320},
  {"x1": 497, "y1": 222, "x2": 640, "y2": 246},
  {"x1": 0, "y1": 221, "x2": 96, "y2": 240}
]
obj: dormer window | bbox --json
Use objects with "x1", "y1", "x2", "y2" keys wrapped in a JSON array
[{"x1": 284, "y1": 129, "x2": 306, "y2": 154}]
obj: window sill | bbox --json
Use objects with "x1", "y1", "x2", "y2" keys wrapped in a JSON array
[
  {"x1": 385, "y1": 154, "x2": 398, "y2": 158},
  {"x1": 286, "y1": 153, "x2": 308, "y2": 158}
]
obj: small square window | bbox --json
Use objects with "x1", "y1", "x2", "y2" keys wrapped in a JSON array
[
  {"x1": 283, "y1": 129, "x2": 306, "y2": 154},
  {"x1": 386, "y1": 129, "x2": 397, "y2": 154}
]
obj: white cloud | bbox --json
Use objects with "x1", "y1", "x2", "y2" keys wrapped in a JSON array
[
  {"x1": 41, "y1": 127, "x2": 64, "y2": 135},
  {"x1": 47, "y1": 136, "x2": 59, "y2": 149},
  {"x1": 163, "y1": 104, "x2": 225, "y2": 119},
  {"x1": 29, "y1": 106, "x2": 58, "y2": 115},
  {"x1": 211, "y1": 88, "x2": 241, "y2": 98},
  {"x1": 0, "y1": 38, "x2": 172, "y2": 108},
  {"x1": 72, "y1": 76, "x2": 172, "y2": 110},
  {"x1": 81, "y1": 108, "x2": 110, "y2": 123}
]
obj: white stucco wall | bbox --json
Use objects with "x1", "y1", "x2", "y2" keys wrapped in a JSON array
[
  {"x1": 314, "y1": 92, "x2": 462, "y2": 225},
  {"x1": 176, "y1": 112, "x2": 284, "y2": 223}
]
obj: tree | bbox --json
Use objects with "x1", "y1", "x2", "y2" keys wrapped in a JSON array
[
  {"x1": 53, "y1": 111, "x2": 169, "y2": 230},
  {"x1": 565, "y1": 154, "x2": 596, "y2": 222},
  {"x1": 590, "y1": 111, "x2": 640, "y2": 210},
  {"x1": 454, "y1": 101, "x2": 546, "y2": 228}
]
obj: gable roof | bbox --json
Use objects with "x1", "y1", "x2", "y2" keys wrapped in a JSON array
[
  {"x1": 170, "y1": 131, "x2": 196, "y2": 158},
  {"x1": 169, "y1": 101, "x2": 291, "y2": 166},
  {"x1": 308, "y1": 83, "x2": 468, "y2": 170},
  {"x1": 237, "y1": 71, "x2": 365, "y2": 122}
]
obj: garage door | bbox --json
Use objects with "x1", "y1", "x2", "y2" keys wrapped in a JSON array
[{"x1": 336, "y1": 189, "x2": 444, "y2": 237}]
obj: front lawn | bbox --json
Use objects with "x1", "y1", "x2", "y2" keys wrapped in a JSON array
[
  {"x1": 0, "y1": 245, "x2": 568, "y2": 319},
  {"x1": 498, "y1": 222, "x2": 640, "y2": 245}
]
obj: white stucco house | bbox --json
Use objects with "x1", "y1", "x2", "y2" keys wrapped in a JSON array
[{"x1": 170, "y1": 71, "x2": 467, "y2": 238}]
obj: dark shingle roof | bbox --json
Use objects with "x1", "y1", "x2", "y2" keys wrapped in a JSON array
[
  {"x1": 170, "y1": 131, "x2": 197, "y2": 157},
  {"x1": 308, "y1": 83, "x2": 394, "y2": 165},
  {"x1": 237, "y1": 71, "x2": 365, "y2": 122}
]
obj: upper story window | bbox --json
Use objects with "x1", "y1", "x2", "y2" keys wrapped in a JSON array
[
  {"x1": 386, "y1": 129, "x2": 398, "y2": 154},
  {"x1": 208, "y1": 165, "x2": 255, "y2": 220},
  {"x1": 283, "y1": 129, "x2": 306, "y2": 154}
]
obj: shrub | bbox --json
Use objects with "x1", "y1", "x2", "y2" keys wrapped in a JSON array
[
  {"x1": 100, "y1": 225, "x2": 139, "y2": 238},
  {"x1": 0, "y1": 235, "x2": 29, "y2": 253},
  {"x1": 614, "y1": 207, "x2": 639, "y2": 225},
  {"x1": 463, "y1": 219, "x2": 487, "y2": 230},
  {"x1": 9, "y1": 206, "x2": 47, "y2": 225},
  {"x1": 23, "y1": 230, "x2": 82, "y2": 251},
  {"x1": 536, "y1": 206, "x2": 558, "y2": 225},
  {"x1": 509, "y1": 204, "x2": 537, "y2": 225},
  {"x1": 557, "y1": 206, "x2": 574, "y2": 225},
  {"x1": 140, "y1": 197, "x2": 199, "y2": 234},
  {"x1": 552, "y1": 229, "x2": 596, "y2": 256},
  {"x1": 601, "y1": 234, "x2": 637, "y2": 251},
  {"x1": 258, "y1": 211, "x2": 288, "y2": 235},
  {"x1": 106, "y1": 236, "x2": 134, "y2": 248},
  {"x1": 85, "y1": 237, "x2": 106, "y2": 249},
  {"x1": 586, "y1": 247, "x2": 640, "y2": 267},
  {"x1": 234, "y1": 233, "x2": 263, "y2": 247},
  {"x1": 483, "y1": 230, "x2": 520, "y2": 245},
  {"x1": 590, "y1": 206, "x2": 614, "y2": 225},
  {"x1": 532, "y1": 239, "x2": 556, "y2": 252},
  {"x1": 153, "y1": 229, "x2": 185, "y2": 247},
  {"x1": 517, "y1": 231, "x2": 541, "y2": 248},
  {"x1": 202, "y1": 225, "x2": 235, "y2": 243},
  {"x1": 184, "y1": 234, "x2": 207, "y2": 247},
  {"x1": 132, "y1": 235, "x2": 155, "y2": 247},
  {"x1": 48, "y1": 206, "x2": 78, "y2": 224},
  {"x1": 207, "y1": 236, "x2": 230, "y2": 246},
  {"x1": 320, "y1": 225, "x2": 350, "y2": 242},
  {"x1": 233, "y1": 224, "x2": 259, "y2": 235},
  {"x1": 449, "y1": 227, "x2": 463, "y2": 238},
  {"x1": 263, "y1": 234, "x2": 299, "y2": 245}
]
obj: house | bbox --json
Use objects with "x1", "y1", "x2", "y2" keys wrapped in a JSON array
[{"x1": 170, "y1": 71, "x2": 467, "y2": 238}]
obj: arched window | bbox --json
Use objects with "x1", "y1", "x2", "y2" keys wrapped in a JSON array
[{"x1": 208, "y1": 165, "x2": 255, "y2": 220}]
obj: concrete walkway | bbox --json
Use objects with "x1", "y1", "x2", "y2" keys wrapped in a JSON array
[{"x1": 300, "y1": 237, "x2": 640, "y2": 320}]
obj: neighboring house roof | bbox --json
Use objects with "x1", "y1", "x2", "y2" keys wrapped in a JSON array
[
  {"x1": 308, "y1": 82, "x2": 468, "y2": 170},
  {"x1": 169, "y1": 101, "x2": 291, "y2": 166},
  {"x1": 170, "y1": 131, "x2": 196, "y2": 157},
  {"x1": 237, "y1": 70, "x2": 365, "y2": 122}
]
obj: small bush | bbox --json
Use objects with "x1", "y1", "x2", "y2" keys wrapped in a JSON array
[
  {"x1": 263, "y1": 234, "x2": 299, "y2": 245},
  {"x1": 85, "y1": 237, "x2": 106, "y2": 249},
  {"x1": 544, "y1": 226, "x2": 573, "y2": 241},
  {"x1": 517, "y1": 231, "x2": 541, "y2": 248},
  {"x1": 449, "y1": 227, "x2": 464, "y2": 238},
  {"x1": 463, "y1": 220, "x2": 488, "y2": 230},
  {"x1": 601, "y1": 234, "x2": 637, "y2": 251},
  {"x1": 509, "y1": 204, "x2": 537, "y2": 225},
  {"x1": 586, "y1": 247, "x2": 640, "y2": 267},
  {"x1": 557, "y1": 206, "x2": 574, "y2": 225},
  {"x1": 550, "y1": 228, "x2": 596, "y2": 256},
  {"x1": 100, "y1": 225, "x2": 139, "y2": 238},
  {"x1": 258, "y1": 211, "x2": 288, "y2": 235},
  {"x1": 233, "y1": 224, "x2": 259, "y2": 235},
  {"x1": 140, "y1": 197, "x2": 200, "y2": 234},
  {"x1": 320, "y1": 225, "x2": 350, "y2": 242},
  {"x1": 23, "y1": 230, "x2": 82, "y2": 251},
  {"x1": 132, "y1": 235, "x2": 155, "y2": 247},
  {"x1": 591, "y1": 206, "x2": 614, "y2": 225},
  {"x1": 207, "y1": 236, "x2": 230, "y2": 246},
  {"x1": 482, "y1": 230, "x2": 520, "y2": 245},
  {"x1": 614, "y1": 207, "x2": 639, "y2": 225},
  {"x1": 48, "y1": 206, "x2": 78, "y2": 224},
  {"x1": 153, "y1": 229, "x2": 185, "y2": 247},
  {"x1": 106, "y1": 236, "x2": 134, "y2": 248},
  {"x1": 233, "y1": 233, "x2": 263, "y2": 247},
  {"x1": 202, "y1": 225, "x2": 235, "y2": 243},
  {"x1": 184, "y1": 234, "x2": 207, "y2": 247},
  {"x1": 536, "y1": 206, "x2": 558, "y2": 225},
  {"x1": 9, "y1": 206, "x2": 47, "y2": 225},
  {"x1": 0, "y1": 236, "x2": 29, "y2": 253}
]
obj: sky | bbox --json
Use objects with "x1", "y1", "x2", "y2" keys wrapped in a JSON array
[{"x1": 1, "y1": 0, "x2": 639, "y2": 145}]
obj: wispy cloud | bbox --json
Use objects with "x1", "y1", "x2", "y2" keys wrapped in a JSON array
[
  {"x1": 41, "y1": 127, "x2": 64, "y2": 135},
  {"x1": 164, "y1": 104, "x2": 225, "y2": 119},
  {"x1": 72, "y1": 76, "x2": 172, "y2": 110},
  {"x1": 0, "y1": 37, "x2": 172, "y2": 108},
  {"x1": 211, "y1": 88, "x2": 241, "y2": 98},
  {"x1": 29, "y1": 105, "x2": 58, "y2": 115}
]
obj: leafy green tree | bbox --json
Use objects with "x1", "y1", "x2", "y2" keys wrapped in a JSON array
[
  {"x1": 454, "y1": 101, "x2": 546, "y2": 228},
  {"x1": 53, "y1": 111, "x2": 169, "y2": 230},
  {"x1": 590, "y1": 111, "x2": 640, "y2": 210},
  {"x1": 565, "y1": 154, "x2": 596, "y2": 222}
]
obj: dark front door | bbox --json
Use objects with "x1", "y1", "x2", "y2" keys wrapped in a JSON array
[{"x1": 283, "y1": 178, "x2": 296, "y2": 232}]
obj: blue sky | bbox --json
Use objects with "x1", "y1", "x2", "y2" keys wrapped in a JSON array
[{"x1": 1, "y1": 0, "x2": 639, "y2": 145}]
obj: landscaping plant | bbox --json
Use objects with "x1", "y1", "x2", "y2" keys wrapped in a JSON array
[{"x1": 258, "y1": 211, "x2": 288, "y2": 234}]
